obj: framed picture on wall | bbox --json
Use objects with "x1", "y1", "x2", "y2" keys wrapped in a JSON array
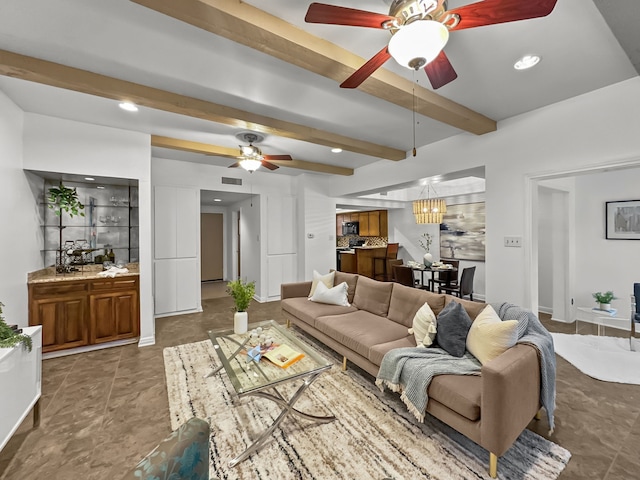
[
  {"x1": 440, "y1": 202, "x2": 486, "y2": 261},
  {"x1": 606, "y1": 200, "x2": 640, "y2": 240}
]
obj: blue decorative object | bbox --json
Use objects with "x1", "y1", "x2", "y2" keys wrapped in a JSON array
[
  {"x1": 247, "y1": 344, "x2": 262, "y2": 363},
  {"x1": 122, "y1": 417, "x2": 210, "y2": 480}
]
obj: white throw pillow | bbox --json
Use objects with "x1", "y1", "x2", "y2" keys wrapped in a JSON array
[
  {"x1": 308, "y1": 270, "x2": 335, "y2": 298},
  {"x1": 466, "y1": 305, "x2": 518, "y2": 365},
  {"x1": 309, "y1": 281, "x2": 350, "y2": 306},
  {"x1": 408, "y1": 302, "x2": 437, "y2": 347}
]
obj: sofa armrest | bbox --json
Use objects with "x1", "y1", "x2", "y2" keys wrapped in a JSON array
[
  {"x1": 480, "y1": 344, "x2": 541, "y2": 456},
  {"x1": 281, "y1": 281, "x2": 312, "y2": 299}
]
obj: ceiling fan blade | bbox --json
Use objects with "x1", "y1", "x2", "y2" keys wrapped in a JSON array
[
  {"x1": 263, "y1": 154, "x2": 293, "y2": 161},
  {"x1": 228, "y1": 162, "x2": 241, "y2": 168},
  {"x1": 447, "y1": 0, "x2": 558, "y2": 31},
  {"x1": 305, "y1": 3, "x2": 394, "y2": 29},
  {"x1": 261, "y1": 161, "x2": 279, "y2": 171},
  {"x1": 340, "y1": 46, "x2": 391, "y2": 89},
  {"x1": 424, "y1": 50, "x2": 458, "y2": 89}
]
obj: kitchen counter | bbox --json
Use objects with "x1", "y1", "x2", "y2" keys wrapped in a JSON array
[{"x1": 27, "y1": 263, "x2": 140, "y2": 284}]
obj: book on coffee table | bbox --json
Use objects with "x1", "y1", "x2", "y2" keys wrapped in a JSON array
[{"x1": 264, "y1": 344, "x2": 304, "y2": 368}]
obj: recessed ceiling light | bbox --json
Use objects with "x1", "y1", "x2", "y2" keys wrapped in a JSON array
[
  {"x1": 214, "y1": 198, "x2": 222, "y2": 202},
  {"x1": 331, "y1": 148, "x2": 342, "y2": 153},
  {"x1": 514, "y1": 54, "x2": 541, "y2": 70},
  {"x1": 97, "y1": 186, "x2": 106, "y2": 189},
  {"x1": 84, "y1": 177, "x2": 95, "y2": 181},
  {"x1": 119, "y1": 101, "x2": 139, "y2": 112}
]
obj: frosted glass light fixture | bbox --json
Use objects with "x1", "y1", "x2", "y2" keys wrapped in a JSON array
[
  {"x1": 239, "y1": 158, "x2": 262, "y2": 172},
  {"x1": 388, "y1": 20, "x2": 449, "y2": 70}
]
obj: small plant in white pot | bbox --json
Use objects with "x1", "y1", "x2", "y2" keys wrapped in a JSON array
[
  {"x1": 419, "y1": 233, "x2": 434, "y2": 267},
  {"x1": 227, "y1": 279, "x2": 256, "y2": 334},
  {"x1": 592, "y1": 291, "x2": 617, "y2": 311}
]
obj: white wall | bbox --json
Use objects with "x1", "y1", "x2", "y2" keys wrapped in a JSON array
[
  {"x1": 313, "y1": 77, "x2": 640, "y2": 310},
  {"x1": 0, "y1": 92, "x2": 43, "y2": 326},
  {"x1": 537, "y1": 187, "x2": 555, "y2": 313},
  {"x1": 152, "y1": 157, "x2": 298, "y2": 305},
  {"x1": 22, "y1": 114, "x2": 155, "y2": 345},
  {"x1": 574, "y1": 167, "x2": 640, "y2": 318}
]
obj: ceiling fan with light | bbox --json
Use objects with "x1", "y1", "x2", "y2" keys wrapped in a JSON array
[
  {"x1": 229, "y1": 133, "x2": 293, "y2": 173},
  {"x1": 305, "y1": 0, "x2": 558, "y2": 89}
]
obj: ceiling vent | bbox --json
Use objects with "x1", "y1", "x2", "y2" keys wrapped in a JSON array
[{"x1": 222, "y1": 177, "x2": 242, "y2": 185}]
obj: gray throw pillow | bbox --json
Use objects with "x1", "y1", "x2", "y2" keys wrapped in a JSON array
[{"x1": 435, "y1": 301, "x2": 473, "y2": 357}]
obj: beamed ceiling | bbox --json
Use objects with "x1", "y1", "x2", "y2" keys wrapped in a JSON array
[{"x1": 0, "y1": 0, "x2": 637, "y2": 177}]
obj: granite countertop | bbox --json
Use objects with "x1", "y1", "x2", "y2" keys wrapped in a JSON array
[{"x1": 28, "y1": 263, "x2": 140, "y2": 284}]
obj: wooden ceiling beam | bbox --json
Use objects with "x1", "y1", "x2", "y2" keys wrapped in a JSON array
[
  {"x1": 0, "y1": 49, "x2": 404, "y2": 161},
  {"x1": 131, "y1": 0, "x2": 497, "y2": 136},
  {"x1": 151, "y1": 136, "x2": 354, "y2": 176}
]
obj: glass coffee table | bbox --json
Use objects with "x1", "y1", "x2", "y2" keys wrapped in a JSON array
[
  {"x1": 206, "y1": 319, "x2": 335, "y2": 466},
  {"x1": 575, "y1": 307, "x2": 638, "y2": 351}
]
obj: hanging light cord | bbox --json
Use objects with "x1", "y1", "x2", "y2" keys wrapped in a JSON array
[{"x1": 412, "y1": 71, "x2": 417, "y2": 157}]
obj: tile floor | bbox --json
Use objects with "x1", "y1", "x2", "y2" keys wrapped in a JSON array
[{"x1": 0, "y1": 297, "x2": 639, "y2": 479}]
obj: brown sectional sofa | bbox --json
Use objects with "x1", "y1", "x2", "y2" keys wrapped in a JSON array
[{"x1": 281, "y1": 271, "x2": 542, "y2": 478}]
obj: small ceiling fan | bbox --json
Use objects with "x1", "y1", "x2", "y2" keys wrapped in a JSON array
[
  {"x1": 229, "y1": 133, "x2": 293, "y2": 172},
  {"x1": 305, "y1": 0, "x2": 558, "y2": 89}
]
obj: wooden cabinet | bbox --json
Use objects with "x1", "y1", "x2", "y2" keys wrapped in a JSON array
[
  {"x1": 359, "y1": 213, "x2": 370, "y2": 236},
  {"x1": 29, "y1": 282, "x2": 89, "y2": 352},
  {"x1": 89, "y1": 278, "x2": 139, "y2": 344},
  {"x1": 29, "y1": 276, "x2": 140, "y2": 353},
  {"x1": 336, "y1": 210, "x2": 388, "y2": 237}
]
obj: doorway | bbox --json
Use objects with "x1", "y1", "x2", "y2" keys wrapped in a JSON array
[{"x1": 201, "y1": 213, "x2": 223, "y2": 281}]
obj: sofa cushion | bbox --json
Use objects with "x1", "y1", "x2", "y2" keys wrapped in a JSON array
[
  {"x1": 368, "y1": 336, "x2": 417, "y2": 366},
  {"x1": 309, "y1": 281, "x2": 350, "y2": 306},
  {"x1": 352, "y1": 276, "x2": 394, "y2": 317},
  {"x1": 386, "y1": 284, "x2": 447, "y2": 327},
  {"x1": 309, "y1": 270, "x2": 335, "y2": 297},
  {"x1": 435, "y1": 301, "x2": 473, "y2": 357},
  {"x1": 316, "y1": 311, "x2": 409, "y2": 359},
  {"x1": 466, "y1": 305, "x2": 518, "y2": 365},
  {"x1": 428, "y1": 375, "x2": 482, "y2": 422},
  {"x1": 281, "y1": 297, "x2": 356, "y2": 328},
  {"x1": 409, "y1": 302, "x2": 437, "y2": 347},
  {"x1": 334, "y1": 271, "x2": 359, "y2": 304},
  {"x1": 445, "y1": 295, "x2": 487, "y2": 320}
]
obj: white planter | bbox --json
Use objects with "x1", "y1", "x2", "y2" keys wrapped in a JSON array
[
  {"x1": 423, "y1": 252, "x2": 433, "y2": 267},
  {"x1": 234, "y1": 311, "x2": 248, "y2": 334},
  {"x1": 599, "y1": 303, "x2": 611, "y2": 311}
]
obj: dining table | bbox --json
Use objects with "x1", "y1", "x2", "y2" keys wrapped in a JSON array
[{"x1": 411, "y1": 265, "x2": 458, "y2": 292}]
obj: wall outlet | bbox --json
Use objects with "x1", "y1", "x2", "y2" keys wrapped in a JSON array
[{"x1": 504, "y1": 236, "x2": 522, "y2": 247}]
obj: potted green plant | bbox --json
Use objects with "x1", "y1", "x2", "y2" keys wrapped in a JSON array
[
  {"x1": 47, "y1": 183, "x2": 85, "y2": 218},
  {"x1": 48, "y1": 183, "x2": 87, "y2": 273},
  {"x1": 226, "y1": 279, "x2": 256, "y2": 334},
  {"x1": 0, "y1": 302, "x2": 32, "y2": 351},
  {"x1": 592, "y1": 291, "x2": 617, "y2": 311}
]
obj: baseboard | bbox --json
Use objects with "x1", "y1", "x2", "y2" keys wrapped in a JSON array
[
  {"x1": 155, "y1": 308, "x2": 200, "y2": 318},
  {"x1": 138, "y1": 335, "x2": 156, "y2": 347},
  {"x1": 550, "y1": 317, "x2": 573, "y2": 324},
  {"x1": 538, "y1": 306, "x2": 553, "y2": 315},
  {"x1": 43, "y1": 338, "x2": 139, "y2": 359}
]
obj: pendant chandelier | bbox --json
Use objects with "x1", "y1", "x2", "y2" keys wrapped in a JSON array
[{"x1": 413, "y1": 184, "x2": 446, "y2": 224}]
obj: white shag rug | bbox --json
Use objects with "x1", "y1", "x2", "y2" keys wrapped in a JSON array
[
  {"x1": 552, "y1": 333, "x2": 640, "y2": 384},
  {"x1": 164, "y1": 339, "x2": 571, "y2": 480}
]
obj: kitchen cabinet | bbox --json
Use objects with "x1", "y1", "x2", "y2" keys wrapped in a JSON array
[
  {"x1": 336, "y1": 214, "x2": 344, "y2": 237},
  {"x1": 359, "y1": 213, "x2": 370, "y2": 236},
  {"x1": 336, "y1": 210, "x2": 388, "y2": 237},
  {"x1": 28, "y1": 272, "x2": 140, "y2": 353}
]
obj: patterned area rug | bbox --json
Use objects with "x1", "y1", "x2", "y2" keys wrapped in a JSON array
[{"x1": 164, "y1": 336, "x2": 570, "y2": 480}]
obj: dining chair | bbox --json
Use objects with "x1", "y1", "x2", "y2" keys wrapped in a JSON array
[
  {"x1": 373, "y1": 243, "x2": 399, "y2": 282},
  {"x1": 388, "y1": 259, "x2": 403, "y2": 281},
  {"x1": 439, "y1": 266, "x2": 476, "y2": 301},
  {"x1": 430, "y1": 259, "x2": 460, "y2": 291},
  {"x1": 392, "y1": 265, "x2": 415, "y2": 287}
]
